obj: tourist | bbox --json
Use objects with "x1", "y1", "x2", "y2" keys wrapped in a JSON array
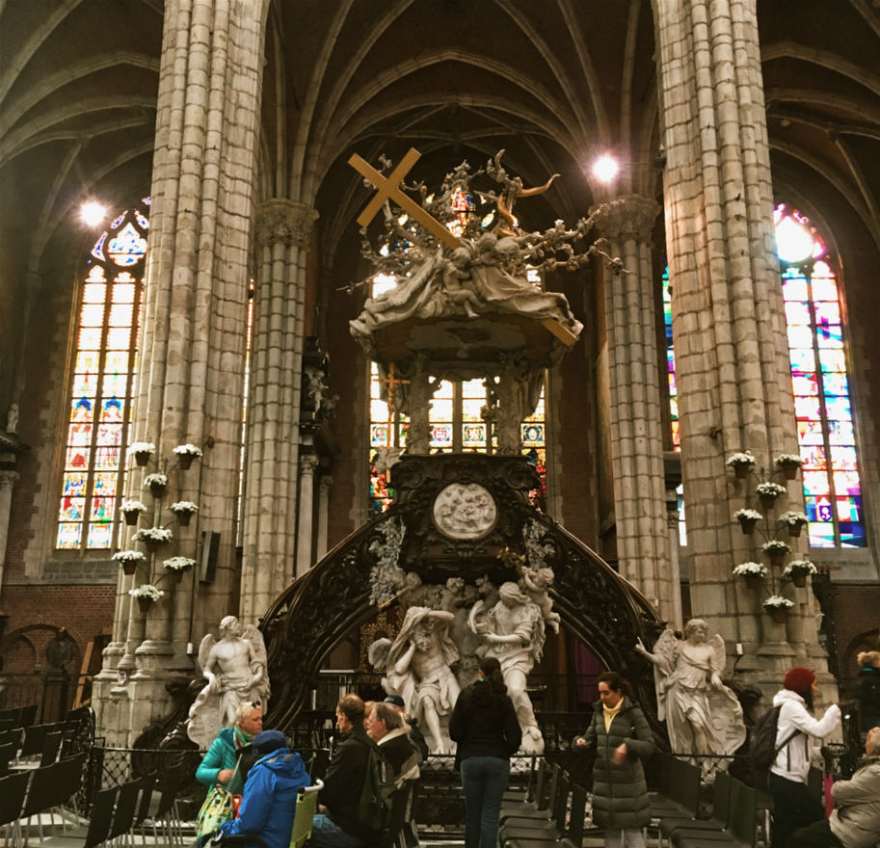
[
  {"x1": 217, "y1": 730, "x2": 311, "y2": 848},
  {"x1": 366, "y1": 700, "x2": 420, "y2": 785},
  {"x1": 194, "y1": 702, "x2": 263, "y2": 844},
  {"x1": 789, "y1": 725, "x2": 880, "y2": 847},
  {"x1": 383, "y1": 693, "x2": 429, "y2": 761},
  {"x1": 449, "y1": 656, "x2": 522, "y2": 848},
  {"x1": 768, "y1": 666, "x2": 842, "y2": 848},
  {"x1": 307, "y1": 694, "x2": 377, "y2": 848},
  {"x1": 573, "y1": 671, "x2": 655, "y2": 848}
]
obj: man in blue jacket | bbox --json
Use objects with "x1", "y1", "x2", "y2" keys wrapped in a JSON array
[{"x1": 218, "y1": 730, "x2": 311, "y2": 848}]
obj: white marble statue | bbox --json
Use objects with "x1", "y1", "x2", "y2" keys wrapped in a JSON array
[
  {"x1": 187, "y1": 615, "x2": 269, "y2": 749},
  {"x1": 369, "y1": 606, "x2": 461, "y2": 754},
  {"x1": 519, "y1": 564, "x2": 560, "y2": 634},
  {"x1": 5, "y1": 402, "x2": 18, "y2": 434},
  {"x1": 469, "y1": 581, "x2": 546, "y2": 754},
  {"x1": 635, "y1": 620, "x2": 746, "y2": 770}
]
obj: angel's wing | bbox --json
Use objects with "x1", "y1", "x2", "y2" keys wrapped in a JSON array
[
  {"x1": 367, "y1": 637, "x2": 392, "y2": 672},
  {"x1": 708, "y1": 633, "x2": 727, "y2": 675},
  {"x1": 196, "y1": 633, "x2": 216, "y2": 673},
  {"x1": 652, "y1": 628, "x2": 679, "y2": 676},
  {"x1": 242, "y1": 625, "x2": 268, "y2": 669}
]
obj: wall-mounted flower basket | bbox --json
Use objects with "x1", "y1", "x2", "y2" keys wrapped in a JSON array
[
  {"x1": 784, "y1": 560, "x2": 817, "y2": 589},
  {"x1": 762, "y1": 540, "x2": 791, "y2": 568},
  {"x1": 763, "y1": 595, "x2": 795, "y2": 625},
  {"x1": 113, "y1": 549, "x2": 146, "y2": 576},
  {"x1": 733, "y1": 562, "x2": 768, "y2": 589},
  {"x1": 163, "y1": 557, "x2": 195, "y2": 583},
  {"x1": 726, "y1": 452, "x2": 756, "y2": 480},
  {"x1": 133, "y1": 527, "x2": 173, "y2": 553},
  {"x1": 775, "y1": 454, "x2": 803, "y2": 481},
  {"x1": 735, "y1": 509, "x2": 762, "y2": 535},
  {"x1": 127, "y1": 442, "x2": 156, "y2": 468},
  {"x1": 129, "y1": 584, "x2": 163, "y2": 614},
  {"x1": 120, "y1": 499, "x2": 147, "y2": 527},
  {"x1": 169, "y1": 501, "x2": 199, "y2": 527},
  {"x1": 174, "y1": 443, "x2": 203, "y2": 471},
  {"x1": 779, "y1": 511, "x2": 808, "y2": 539},
  {"x1": 144, "y1": 473, "x2": 168, "y2": 499},
  {"x1": 756, "y1": 482, "x2": 787, "y2": 510}
]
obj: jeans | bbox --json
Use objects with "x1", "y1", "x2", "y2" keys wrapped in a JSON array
[
  {"x1": 305, "y1": 815, "x2": 364, "y2": 848},
  {"x1": 769, "y1": 774, "x2": 825, "y2": 848},
  {"x1": 789, "y1": 819, "x2": 843, "y2": 848},
  {"x1": 461, "y1": 756, "x2": 510, "y2": 848},
  {"x1": 605, "y1": 829, "x2": 647, "y2": 848}
]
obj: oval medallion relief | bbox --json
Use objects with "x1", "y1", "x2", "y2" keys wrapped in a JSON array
[{"x1": 432, "y1": 482, "x2": 497, "y2": 541}]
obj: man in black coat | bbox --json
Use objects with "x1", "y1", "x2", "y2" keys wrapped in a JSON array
[
  {"x1": 367, "y1": 701, "x2": 420, "y2": 784},
  {"x1": 307, "y1": 694, "x2": 376, "y2": 848},
  {"x1": 383, "y1": 694, "x2": 429, "y2": 762}
]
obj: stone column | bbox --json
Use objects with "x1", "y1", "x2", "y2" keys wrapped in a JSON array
[
  {"x1": 0, "y1": 471, "x2": 18, "y2": 591},
  {"x1": 93, "y1": 0, "x2": 269, "y2": 743},
  {"x1": 316, "y1": 475, "x2": 332, "y2": 559},
  {"x1": 295, "y1": 454, "x2": 319, "y2": 577},
  {"x1": 239, "y1": 200, "x2": 318, "y2": 619},
  {"x1": 654, "y1": 0, "x2": 827, "y2": 686},
  {"x1": 591, "y1": 195, "x2": 677, "y2": 622}
]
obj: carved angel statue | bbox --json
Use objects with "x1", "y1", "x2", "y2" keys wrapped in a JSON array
[
  {"x1": 635, "y1": 619, "x2": 746, "y2": 769},
  {"x1": 368, "y1": 606, "x2": 461, "y2": 754},
  {"x1": 186, "y1": 615, "x2": 270, "y2": 749},
  {"x1": 519, "y1": 565, "x2": 560, "y2": 634},
  {"x1": 469, "y1": 581, "x2": 546, "y2": 754}
]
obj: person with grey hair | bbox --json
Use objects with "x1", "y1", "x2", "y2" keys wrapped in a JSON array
[
  {"x1": 194, "y1": 702, "x2": 263, "y2": 845},
  {"x1": 790, "y1": 726, "x2": 880, "y2": 847},
  {"x1": 366, "y1": 701, "x2": 420, "y2": 785}
]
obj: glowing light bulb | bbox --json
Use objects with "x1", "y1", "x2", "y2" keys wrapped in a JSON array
[
  {"x1": 80, "y1": 201, "x2": 107, "y2": 228},
  {"x1": 591, "y1": 154, "x2": 620, "y2": 184}
]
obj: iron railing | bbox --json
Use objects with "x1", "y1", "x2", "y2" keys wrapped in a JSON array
[{"x1": 0, "y1": 672, "x2": 94, "y2": 721}]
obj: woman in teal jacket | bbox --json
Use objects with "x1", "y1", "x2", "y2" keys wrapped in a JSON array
[{"x1": 195, "y1": 703, "x2": 263, "y2": 843}]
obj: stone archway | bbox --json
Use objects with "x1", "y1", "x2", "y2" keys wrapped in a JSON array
[{"x1": 261, "y1": 454, "x2": 662, "y2": 732}]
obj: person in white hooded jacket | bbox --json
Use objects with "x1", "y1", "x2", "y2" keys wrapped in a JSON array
[{"x1": 769, "y1": 666, "x2": 842, "y2": 848}]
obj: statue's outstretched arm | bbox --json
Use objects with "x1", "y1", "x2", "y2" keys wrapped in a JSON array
[
  {"x1": 394, "y1": 642, "x2": 417, "y2": 675},
  {"x1": 518, "y1": 174, "x2": 560, "y2": 198}
]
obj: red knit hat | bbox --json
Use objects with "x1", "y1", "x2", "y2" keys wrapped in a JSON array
[{"x1": 784, "y1": 667, "x2": 816, "y2": 696}]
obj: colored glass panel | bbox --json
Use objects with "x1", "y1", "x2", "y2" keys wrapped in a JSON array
[
  {"x1": 430, "y1": 424, "x2": 453, "y2": 447},
  {"x1": 661, "y1": 266, "x2": 679, "y2": 449},
  {"x1": 58, "y1": 206, "x2": 147, "y2": 550},
  {"x1": 56, "y1": 523, "x2": 82, "y2": 549},
  {"x1": 795, "y1": 397, "x2": 821, "y2": 420},
  {"x1": 777, "y1": 204, "x2": 865, "y2": 548},
  {"x1": 87, "y1": 523, "x2": 113, "y2": 548},
  {"x1": 107, "y1": 222, "x2": 147, "y2": 266},
  {"x1": 463, "y1": 423, "x2": 486, "y2": 446},
  {"x1": 791, "y1": 372, "x2": 818, "y2": 396},
  {"x1": 82, "y1": 283, "x2": 106, "y2": 304}
]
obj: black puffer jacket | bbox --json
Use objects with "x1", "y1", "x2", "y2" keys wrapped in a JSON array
[{"x1": 581, "y1": 697, "x2": 655, "y2": 828}]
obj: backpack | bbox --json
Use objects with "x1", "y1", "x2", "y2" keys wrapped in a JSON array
[
  {"x1": 356, "y1": 741, "x2": 396, "y2": 835},
  {"x1": 748, "y1": 705, "x2": 800, "y2": 788}
]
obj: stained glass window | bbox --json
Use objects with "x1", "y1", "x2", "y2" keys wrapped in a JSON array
[
  {"x1": 368, "y1": 363, "x2": 547, "y2": 513},
  {"x1": 56, "y1": 206, "x2": 147, "y2": 550},
  {"x1": 775, "y1": 204, "x2": 866, "y2": 549},
  {"x1": 661, "y1": 266, "x2": 680, "y2": 449}
]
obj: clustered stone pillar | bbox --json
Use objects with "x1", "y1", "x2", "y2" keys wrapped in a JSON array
[
  {"x1": 592, "y1": 195, "x2": 678, "y2": 623},
  {"x1": 240, "y1": 200, "x2": 318, "y2": 618},
  {"x1": 316, "y1": 475, "x2": 332, "y2": 559},
  {"x1": 654, "y1": 0, "x2": 828, "y2": 687},
  {"x1": 92, "y1": 0, "x2": 268, "y2": 744},
  {"x1": 0, "y1": 470, "x2": 18, "y2": 590}
]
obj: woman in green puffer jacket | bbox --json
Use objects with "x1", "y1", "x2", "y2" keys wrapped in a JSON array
[
  {"x1": 574, "y1": 671, "x2": 655, "y2": 848},
  {"x1": 195, "y1": 703, "x2": 263, "y2": 794}
]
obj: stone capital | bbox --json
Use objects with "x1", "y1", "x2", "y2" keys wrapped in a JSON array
[
  {"x1": 299, "y1": 453, "x2": 319, "y2": 475},
  {"x1": 0, "y1": 470, "x2": 19, "y2": 489},
  {"x1": 589, "y1": 194, "x2": 659, "y2": 243},
  {"x1": 254, "y1": 200, "x2": 319, "y2": 249}
]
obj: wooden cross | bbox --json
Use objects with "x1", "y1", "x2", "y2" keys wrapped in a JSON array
[
  {"x1": 349, "y1": 147, "x2": 462, "y2": 251},
  {"x1": 380, "y1": 362, "x2": 409, "y2": 447}
]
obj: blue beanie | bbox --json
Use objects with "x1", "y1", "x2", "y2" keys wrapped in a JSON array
[{"x1": 251, "y1": 729, "x2": 287, "y2": 755}]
